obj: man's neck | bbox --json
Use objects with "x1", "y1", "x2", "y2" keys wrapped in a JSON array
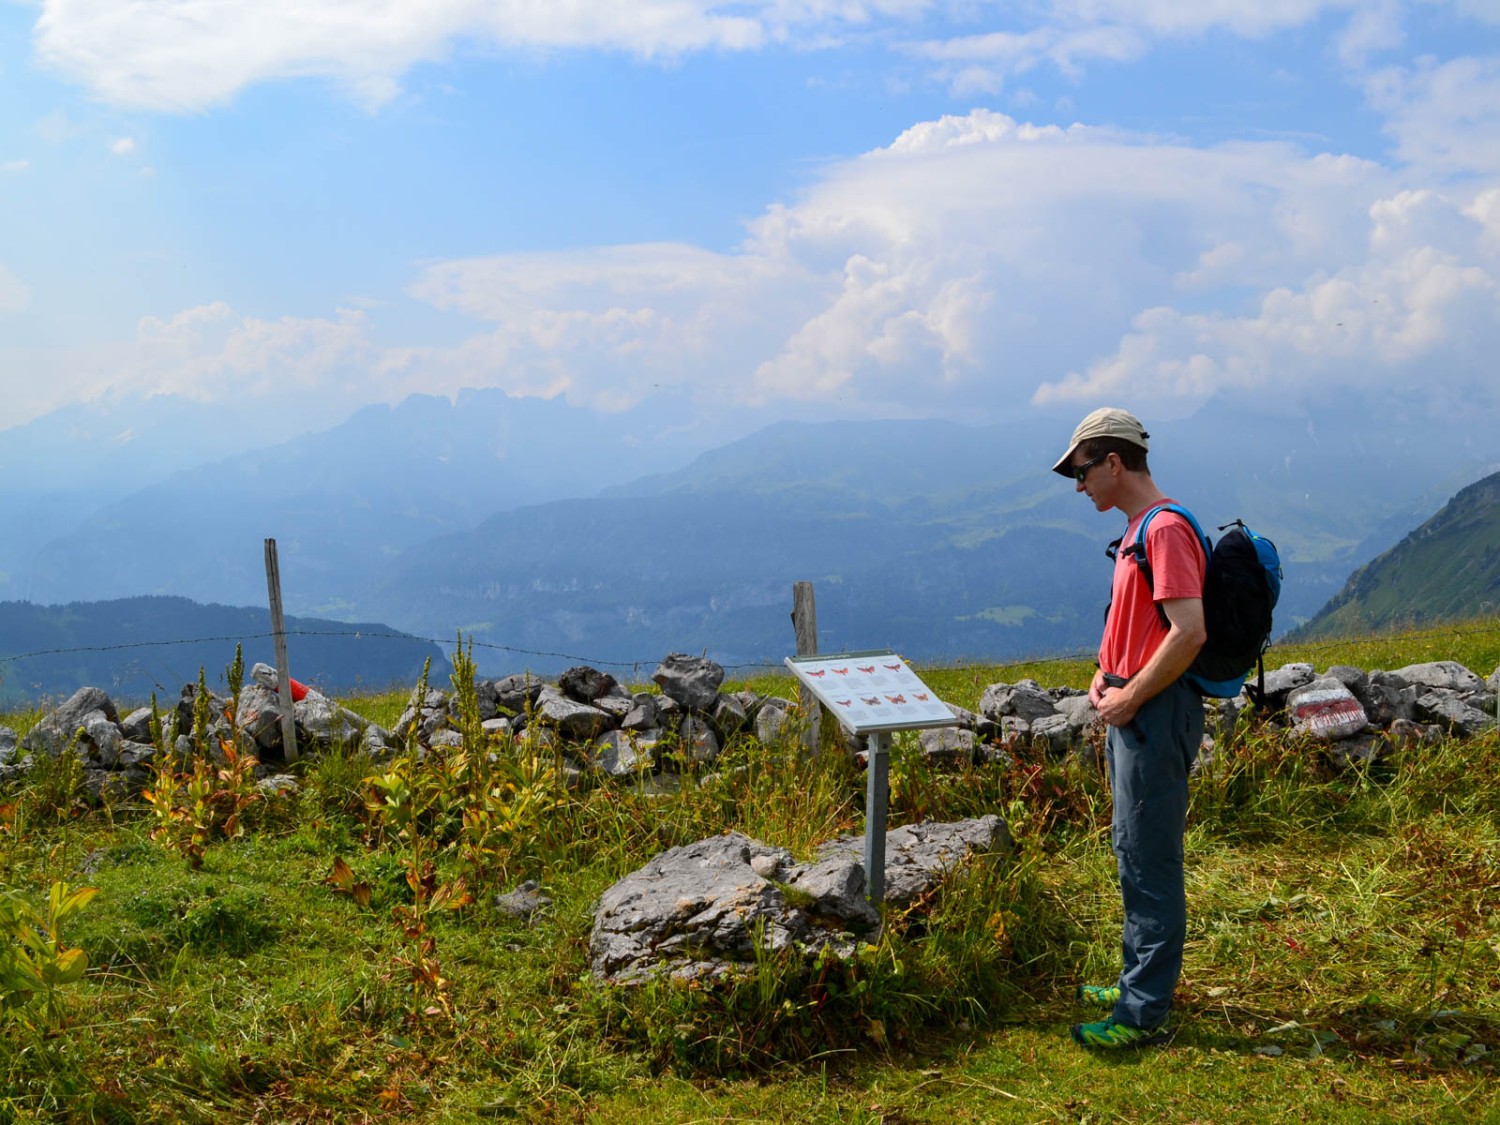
[{"x1": 1116, "y1": 473, "x2": 1166, "y2": 520}]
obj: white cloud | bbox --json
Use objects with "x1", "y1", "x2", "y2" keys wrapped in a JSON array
[
  {"x1": 391, "y1": 110, "x2": 1454, "y2": 421},
  {"x1": 908, "y1": 0, "x2": 1365, "y2": 95},
  {"x1": 1364, "y1": 55, "x2": 1500, "y2": 177},
  {"x1": 1, "y1": 159, "x2": 30, "y2": 173},
  {"x1": 33, "y1": 0, "x2": 879, "y2": 112},
  {"x1": 110, "y1": 136, "x2": 135, "y2": 155},
  {"x1": 1033, "y1": 187, "x2": 1500, "y2": 409}
]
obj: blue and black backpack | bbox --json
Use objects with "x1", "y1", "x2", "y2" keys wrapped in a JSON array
[{"x1": 1109, "y1": 503, "x2": 1283, "y2": 700}]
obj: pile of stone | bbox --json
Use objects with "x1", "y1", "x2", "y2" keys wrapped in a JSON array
[
  {"x1": 397, "y1": 653, "x2": 801, "y2": 788},
  {"x1": 0, "y1": 675, "x2": 383, "y2": 801},
  {"x1": 1248, "y1": 660, "x2": 1499, "y2": 768},
  {"x1": 2, "y1": 653, "x2": 1495, "y2": 802}
]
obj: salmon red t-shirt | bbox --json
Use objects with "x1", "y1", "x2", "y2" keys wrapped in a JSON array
[{"x1": 1099, "y1": 501, "x2": 1206, "y2": 680}]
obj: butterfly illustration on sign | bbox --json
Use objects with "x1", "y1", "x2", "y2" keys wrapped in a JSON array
[
  {"x1": 862, "y1": 696, "x2": 881, "y2": 706},
  {"x1": 884, "y1": 664, "x2": 902, "y2": 672},
  {"x1": 808, "y1": 669, "x2": 826, "y2": 677},
  {"x1": 832, "y1": 667, "x2": 850, "y2": 675},
  {"x1": 886, "y1": 694, "x2": 906, "y2": 705},
  {"x1": 834, "y1": 699, "x2": 852, "y2": 707},
  {"x1": 857, "y1": 665, "x2": 875, "y2": 674}
]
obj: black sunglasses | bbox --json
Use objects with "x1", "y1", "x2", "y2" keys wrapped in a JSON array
[{"x1": 1072, "y1": 453, "x2": 1109, "y2": 483}]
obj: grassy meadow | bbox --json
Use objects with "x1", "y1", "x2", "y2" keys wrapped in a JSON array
[{"x1": 0, "y1": 624, "x2": 1497, "y2": 1123}]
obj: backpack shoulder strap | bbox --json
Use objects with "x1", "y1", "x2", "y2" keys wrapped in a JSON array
[{"x1": 1123, "y1": 503, "x2": 1210, "y2": 628}]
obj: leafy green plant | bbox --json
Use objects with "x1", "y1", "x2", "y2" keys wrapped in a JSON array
[
  {"x1": 0, "y1": 881, "x2": 98, "y2": 1030},
  {"x1": 143, "y1": 738, "x2": 261, "y2": 869}
]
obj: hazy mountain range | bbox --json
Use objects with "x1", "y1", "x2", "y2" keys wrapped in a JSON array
[{"x1": 3, "y1": 388, "x2": 1498, "y2": 692}]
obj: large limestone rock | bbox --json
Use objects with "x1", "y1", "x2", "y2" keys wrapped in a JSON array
[
  {"x1": 1392, "y1": 661, "x2": 1485, "y2": 693},
  {"x1": 535, "y1": 689, "x2": 611, "y2": 741},
  {"x1": 589, "y1": 816, "x2": 1009, "y2": 983},
  {"x1": 1359, "y1": 671, "x2": 1418, "y2": 727},
  {"x1": 979, "y1": 681, "x2": 1058, "y2": 724},
  {"x1": 652, "y1": 654, "x2": 725, "y2": 712},
  {"x1": 19, "y1": 687, "x2": 121, "y2": 758},
  {"x1": 1415, "y1": 692, "x2": 1496, "y2": 737},
  {"x1": 814, "y1": 815, "x2": 1011, "y2": 908}
]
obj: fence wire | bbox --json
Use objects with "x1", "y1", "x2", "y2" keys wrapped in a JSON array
[{"x1": 3, "y1": 619, "x2": 1498, "y2": 681}]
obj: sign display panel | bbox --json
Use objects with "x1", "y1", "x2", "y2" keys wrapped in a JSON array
[{"x1": 785, "y1": 650, "x2": 957, "y2": 735}]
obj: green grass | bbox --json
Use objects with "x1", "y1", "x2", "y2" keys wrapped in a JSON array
[{"x1": 0, "y1": 627, "x2": 1497, "y2": 1122}]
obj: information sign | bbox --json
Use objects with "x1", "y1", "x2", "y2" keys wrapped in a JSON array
[
  {"x1": 784, "y1": 651, "x2": 957, "y2": 735},
  {"x1": 784, "y1": 651, "x2": 958, "y2": 906}
]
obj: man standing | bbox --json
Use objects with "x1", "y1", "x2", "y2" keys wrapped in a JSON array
[{"x1": 1052, "y1": 407, "x2": 1207, "y2": 1048}]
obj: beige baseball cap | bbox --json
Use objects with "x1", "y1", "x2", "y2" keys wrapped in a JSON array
[{"x1": 1051, "y1": 407, "x2": 1150, "y2": 477}]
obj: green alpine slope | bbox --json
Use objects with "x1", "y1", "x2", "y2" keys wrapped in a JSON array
[{"x1": 1293, "y1": 470, "x2": 1500, "y2": 639}]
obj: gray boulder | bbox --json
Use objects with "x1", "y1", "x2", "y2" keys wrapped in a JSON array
[
  {"x1": 0, "y1": 727, "x2": 16, "y2": 766},
  {"x1": 119, "y1": 707, "x2": 156, "y2": 744},
  {"x1": 754, "y1": 700, "x2": 796, "y2": 744},
  {"x1": 1415, "y1": 692, "x2": 1496, "y2": 737},
  {"x1": 652, "y1": 654, "x2": 725, "y2": 712},
  {"x1": 815, "y1": 815, "x2": 1012, "y2": 909},
  {"x1": 492, "y1": 674, "x2": 545, "y2": 713},
  {"x1": 1259, "y1": 663, "x2": 1316, "y2": 710},
  {"x1": 20, "y1": 687, "x2": 122, "y2": 758},
  {"x1": 1392, "y1": 661, "x2": 1484, "y2": 693},
  {"x1": 710, "y1": 694, "x2": 749, "y2": 740},
  {"x1": 621, "y1": 694, "x2": 659, "y2": 731},
  {"x1": 296, "y1": 694, "x2": 370, "y2": 748},
  {"x1": 678, "y1": 715, "x2": 721, "y2": 764},
  {"x1": 236, "y1": 684, "x2": 287, "y2": 751},
  {"x1": 979, "y1": 682, "x2": 1058, "y2": 724},
  {"x1": 1052, "y1": 695, "x2": 1099, "y2": 740},
  {"x1": 1030, "y1": 713, "x2": 1076, "y2": 756},
  {"x1": 589, "y1": 833, "x2": 824, "y2": 984},
  {"x1": 918, "y1": 726, "x2": 976, "y2": 767},
  {"x1": 593, "y1": 729, "x2": 658, "y2": 778},
  {"x1": 1323, "y1": 665, "x2": 1369, "y2": 697},
  {"x1": 1324, "y1": 732, "x2": 1396, "y2": 771},
  {"x1": 1360, "y1": 671, "x2": 1418, "y2": 727},
  {"x1": 560, "y1": 666, "x2": 619, "y2": 704},
  {"x1": 535, "y1": 689, "x2": 612, "y2": 741},
  {"x1": 77, "y1": 712, "x2": 124, "y2": 768}
]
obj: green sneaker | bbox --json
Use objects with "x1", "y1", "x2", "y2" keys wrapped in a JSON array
[
  {"x1": 1075, "y1": 983, "x2": 1121, "y2": 1007},
  {"x1": 1070, "y1": 1016, "x2": 1171, "y2": 1049}
]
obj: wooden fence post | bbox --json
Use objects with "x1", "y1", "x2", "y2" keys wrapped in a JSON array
[
  {"x1": 792, "y1": 581, "x2": 821, "y2": 754},
  {"x1": 264, "y1": 538, "x2": 299, "y2": 762}
]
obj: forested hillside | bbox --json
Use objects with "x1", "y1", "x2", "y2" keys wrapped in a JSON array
[
  {"x1": 1293, "y1": 470, "x2": 1500, "y2": 639},
  {"x1": 0, "y1": 596, "x2": 447, "y2": 707}
]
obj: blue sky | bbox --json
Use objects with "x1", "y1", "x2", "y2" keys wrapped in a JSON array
[{"x1": 3, "y1": 1, "x2": 1499, "y2": 448}]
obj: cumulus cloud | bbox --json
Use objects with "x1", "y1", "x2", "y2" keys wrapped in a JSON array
[
  {"x1": 1033, "y1": 188, "x2": 1500, "y2": 410},
  {"x1": 109, "y1": 136, "x2": 135, "y2": 155},
  {"x1": 1, "y1": 159, "x2": 30, "y2": 173},
  {"x1": 393, "y1": 109, "x2": 1456, "y2": 420}
]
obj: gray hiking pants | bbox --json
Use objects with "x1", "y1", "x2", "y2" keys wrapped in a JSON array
[{"x1": 1104, "y1": 676, "x2": 1204, "y2": 1030}]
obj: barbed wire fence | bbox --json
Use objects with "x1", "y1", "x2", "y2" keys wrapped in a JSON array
[{"x1": 3, "y1": 618, "x2": 1498, "y2": 700}]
